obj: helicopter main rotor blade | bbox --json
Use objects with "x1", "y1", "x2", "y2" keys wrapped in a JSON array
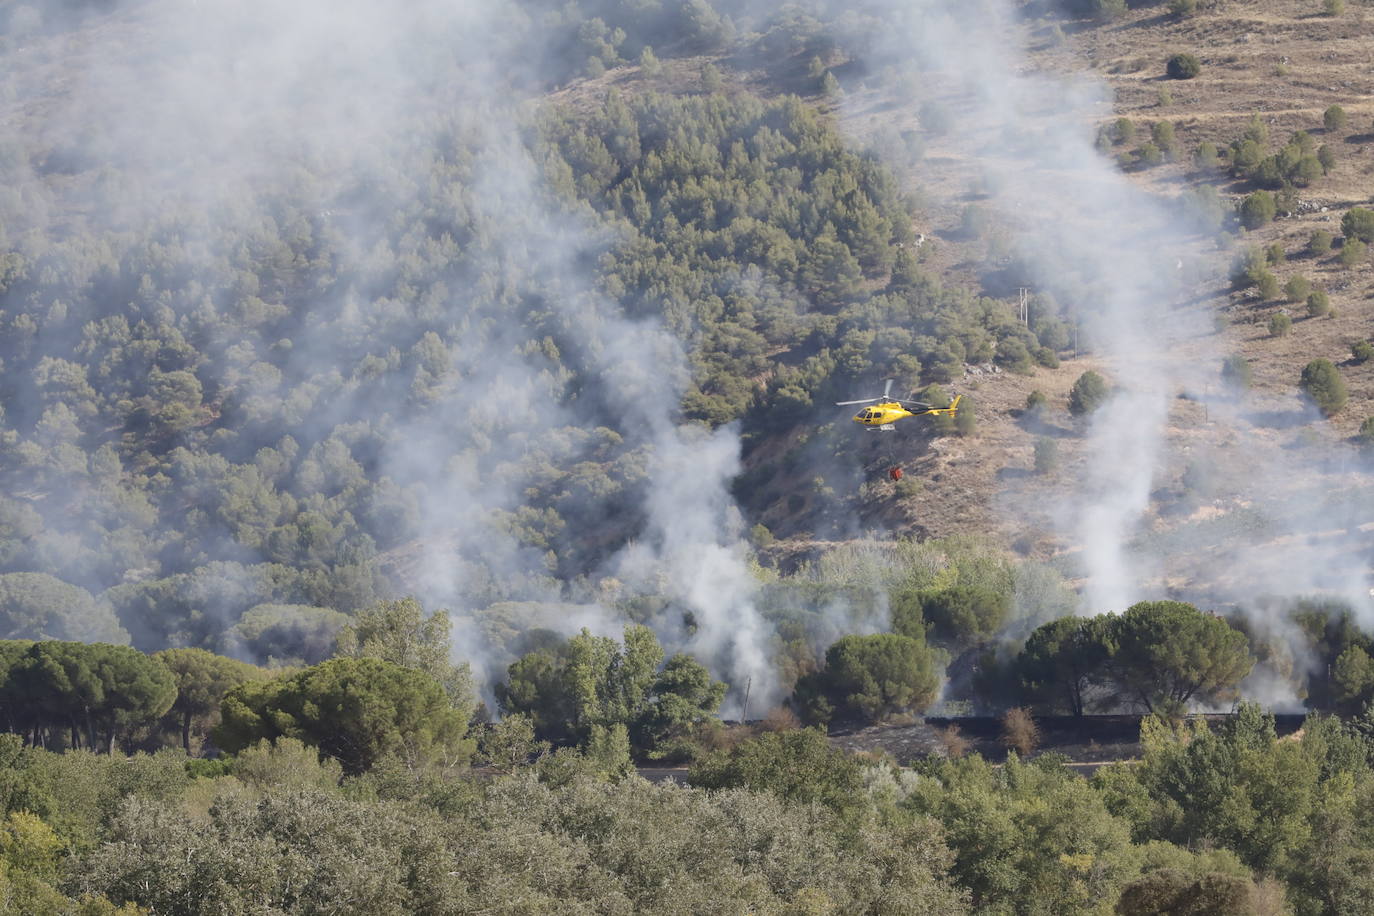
[
  {"x1": 883, "y1": 378, "x2": 893, "y2": 399},
  {"x1": 836, "y1": 397, "x2": 880, "y2": 406},
  {"x1": 897, "y1": 400, "x2": 933, "y2": 409}
]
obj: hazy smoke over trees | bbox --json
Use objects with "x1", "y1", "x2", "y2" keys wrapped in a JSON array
[
  {"x1": 6, "y1": 0, "x2": 1372, "y2": 715},
  {"x1": 1, "y1": 0, "x2": 778, "y2": 710}
]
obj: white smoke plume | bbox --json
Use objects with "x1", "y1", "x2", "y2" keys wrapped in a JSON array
[
  {"x1": 830, "y1": 0, "x2": 1374, "y2": 688},
  {"x1": 2, "y1": 0, "x2": 778, "y2": 706}
]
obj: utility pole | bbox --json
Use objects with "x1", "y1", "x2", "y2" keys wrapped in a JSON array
[
  {"x1": 740, "y1": 676, "x2": 752, "y2": 724},
  {"x1": 1017, "y1": 287, "x2": 1030, "y2": 325}
]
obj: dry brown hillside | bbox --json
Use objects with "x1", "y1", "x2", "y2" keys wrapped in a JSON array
[{"x1": 821, "y1": 2, "x2": 1374, "y2": 582}]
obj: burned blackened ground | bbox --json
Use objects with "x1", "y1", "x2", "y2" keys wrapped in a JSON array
[{"x1": 828, "y1": 714, "x2": 1309, "y2": 766}]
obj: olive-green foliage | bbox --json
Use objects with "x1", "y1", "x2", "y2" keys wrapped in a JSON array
[
  {"x1": 1166, "y1": 54, "x2": 1200, "y2": 80},
  {"x1": 633, "y1": 653, "x2": 727, "y2": 758},
  {"x1": 231, "y1": 736, "x2": 344, "y2": 791},
  {"x1": 153, "y1": 648, "x2": 264, "y2": 753},
  {"x1": 334, "y1": 596, "x2": 474, "y2": 712},
  {"x1": 1102, "y1": 601, "x2": 1253, "y2": 716},
  {"x1": 1339, "y1": 237, "x2": 1368, "y2": 268},
  {"x1": 1306, "y1": 289, "x2": 1330, "y2": 317},
  {"x1": 1283, "y1": 274, "x2": 1310, "y2": 303},
  {"x1": 1267, "y1": 312, "x2": 1291, "y2": 337},
  {"x1": 1238, "y1": 191, "x2": 1276, "y2": 229},
  {"x1": 1323, "y1": 0, "x2": 1345, "y2": 14},
  {"x1": 1150, "y1": 121, "x2": 1176, "y2": 156},
  {"x1": 1353, "y1": 341, "x2": 1374, "y2": 364},
  {"x1": 1324, "y1": 104, "x2": 1348, "y2": 131},
  {"x1": 1095, "y1": 702, "x2": 1374, "y2": 904},
  {"x1": 1317, "y1": 143, "x2": 1336, "y2": 173},
  {"x1": 1308, "y1": 229, "x2": 1334, "y2": 255},
  {"x1": 3, "y1": 641, "x2": 176, "y2": 753},
  {"x1": 893, "y1": 585, "x2": 1011, "y2": 649},
  {"x1": 689, "y1": 727, "x2": 863, "y2": 813},
  {"x1": 477, "y1": 713, "x2": 550, "y2": 773},
  {"x1": 994, "y1": 338, "x2": 1034, "y2": 374},
  {"x1": 1017, "y1": 616, "x2": 1112, "y2": 716},
  {"x1": 1254, "y1": 270, "x2": 1280, "y2": 301},
  {"x1": 910, "y1": 754, "x2": 1142, "y2": 913},
  {"x1": 0, "y1": 68, "x2": 1019, "y2": 655},
  {"x1": 19, "y1": 745, "x2": 191, "y2": 855},
  {"x1": 543, "y1": 91, "x2": 942, "y2": 425},
  {"x1": 80, "y1": 767, "x2": 968, "y2": 914},
  {"x1": 1299, "y1": 357, "x2": 1347, "y2": 416},
  {"x1": 496, "y1": 625, "x2": 724, "y2": 756},
  {"x1": 1230, "y1": 127, "x2": 1325, "y2": 190},
  {"x1": 1341, "y1": 207, "x2": 1374, "y2": 243},
  {"x1": 1068, "y1": 370, "x2": 1109, "y2": 417},
  {"x1": 954, "y1": 395, "x2": 976, "y2": 436},
  {"x1": 1230, "y1": 246, "x2": 1267, "y2": 290},
  {"x1": 792, "y1": 633, "x2": 941, "y2": 724},
  {"x1": 1330, "y1": 645, "x2": 1374, "y2": 715},
  {"x1": 214, "y1": 657, "x2": 472, "y2": 775},
  {"x1": 1117, "y1": 866, "x2": 1281, "y2": 915},
  {"x1": 1289, "y1": 600, "x2": 1372, "y2": 710}
]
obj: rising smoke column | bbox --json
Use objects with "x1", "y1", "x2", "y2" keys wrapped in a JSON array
[
  {"x1": 839, "y1": 0, "x2": 1198, "y2": 611},
  {"x1": 841, "y1": 0, "x2": 1374, "y2": 636},
  {"x1": 6, "y1": 0, "x2": 780, "y2": 703}
]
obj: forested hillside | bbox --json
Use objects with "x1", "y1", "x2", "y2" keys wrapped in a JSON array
[{"x1": 3, "y1": 0, "x2": 1374, "y2": 910}]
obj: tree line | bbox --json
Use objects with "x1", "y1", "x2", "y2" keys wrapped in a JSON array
[{"x1": 1, "y1": 695, "x2": 1372, "y2": 912}]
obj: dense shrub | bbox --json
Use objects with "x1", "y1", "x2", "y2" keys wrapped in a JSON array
[
  {"x1": 1306, "y1": 289, "x2": 1330, "y2": 317},
  {"x1": 1299, "y1": 358, "x2": 1347, "y2": 416},
  {"x1": 1340, "y1": 207, "x2": 1374, "y2": 243},
  {"x1": 1068, "y1": 370, "x2": 1109, "y2": 417},
  {"x1": 1339, "y1": 238, "x2": 1368, "y2": 268},
  {"x1": 1166, "y1": 53, "x2": 1201, "y2": 80}
]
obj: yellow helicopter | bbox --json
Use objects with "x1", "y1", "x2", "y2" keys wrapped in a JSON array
[{"x1": 837, "y1": 379, "x2": 962, "y2": 431}]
